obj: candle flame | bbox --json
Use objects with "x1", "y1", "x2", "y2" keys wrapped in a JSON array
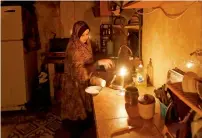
[{"x1": 119, "y1": 67, "x2": 127, "y2": 76}]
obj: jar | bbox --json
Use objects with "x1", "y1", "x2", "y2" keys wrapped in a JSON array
[
  {"x1": 138, "y1": 94, "x2": 155, "y2": 119},
  {"x1": 125, "y1": 86, "x2": 139, "y2": 105}
]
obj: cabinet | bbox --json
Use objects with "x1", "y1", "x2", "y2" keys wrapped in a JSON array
[
  {"x1": 110, "y1": 13, "x2": 143, "y2": 58},
  {"x1": 165, "y1": 82, "x2": 201, "y2": 138},
  {"x1": 167, "y1": 82, "x2": 202, "y2": 116},
  {"x1": 100, "y1": 24, "x2": 112, "y2": 54},
  {"x1": 92, "y1": 1, "x2": 111, "y2": 17}
]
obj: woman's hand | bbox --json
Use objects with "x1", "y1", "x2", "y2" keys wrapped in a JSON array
[
  {"x1": 98, "y1": 59, "x2": 114, "y2": 69},
  {"x1": 90, "y1": 76, "x2": 106, "y2": 87}
]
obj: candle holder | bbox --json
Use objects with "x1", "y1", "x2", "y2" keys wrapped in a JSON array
[
  {"x1": 118, "y1": 66, "x2": 127, "y2": 96},
  {"x1": 109, "y1": 44, "x2": 134, "y2": 93},
  {"x1": 110, "y1": 66, "x2": 128, "y2": 96}
]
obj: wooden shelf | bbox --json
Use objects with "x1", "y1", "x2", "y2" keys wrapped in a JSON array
[
  {"x1": 112, "y1": 24, "x2": 139, "y2": 30},
  {"x1": 124, "y1": 25, "x2": 139, "y2": 30},
  {"x1": 123, "y1": 1, "x2": 163, "y2": 9},
  {"x1": 112, "y1": 25, "x2": 124, "y2": 29},
  {"x1": 123, "y1": 1, "x2": 195, "y2": 9},
  {"x1": 167, "y1": 82, "x2": 202, "y2": 116},
  {"x1": 100, "y1": 24, "x2": 112, "y2": 54}
]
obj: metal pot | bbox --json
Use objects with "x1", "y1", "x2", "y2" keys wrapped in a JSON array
[{"x1": 125, "y1": 86, "x2": 139, "y2": 105}]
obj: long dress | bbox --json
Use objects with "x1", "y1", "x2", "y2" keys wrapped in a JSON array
[{"x1": 61, "y1": 37, "x2": 96, "y2": 121}]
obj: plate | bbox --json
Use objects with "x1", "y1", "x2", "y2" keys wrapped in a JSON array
[{"x1": 85, "y1": 86, "x2": 102, "y2": 95}]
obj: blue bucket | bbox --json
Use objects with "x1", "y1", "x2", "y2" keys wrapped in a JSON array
[{"x1": 159, "y1": 102, "x2": 168, "y2": 118}]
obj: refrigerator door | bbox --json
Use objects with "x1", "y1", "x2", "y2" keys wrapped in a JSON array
[
  {"x1": 1, "y1": 6, "x2": 23, "y2": 40},
  {"x1": 1, "y1": 41, "x2": 27, "y2": 110}
]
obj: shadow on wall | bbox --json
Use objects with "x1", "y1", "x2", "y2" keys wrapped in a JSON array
[
  {"x1": 34, "y1": 1, "x2": 63, "y2": 52},
  {"x1": 83, "y1": 2, "x2": 110, "y2": 44},
  {"x1": 34, "y1": 1, "x2": 64, "y2": 71},
  {"x1": 83, "y1": 3, "x2": 101, "y2": 39}
]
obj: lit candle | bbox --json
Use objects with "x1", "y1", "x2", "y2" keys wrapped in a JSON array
[{"x1": 119, "y1": 67, "x2": 127, "y2": 88}]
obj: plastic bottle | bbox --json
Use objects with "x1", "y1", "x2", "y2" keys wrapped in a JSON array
[
  {"x1": 95, "y1": 40, "x2": 100, "y2": 52},
  {"x1": 135, "y1": 61, "x2": 147, "y2": 86},
  {"x1": 147, "y1": 58, "x2": 153, "y2": 86},
  {"x1": 107, "y1": 39, "x2": 113, "y2": 56}
]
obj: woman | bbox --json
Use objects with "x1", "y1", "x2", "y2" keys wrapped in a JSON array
[{"x1": 61, "y1": 21, "x2": 113, "y2": 138}]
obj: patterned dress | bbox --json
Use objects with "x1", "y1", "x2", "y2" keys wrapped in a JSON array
[{"x1": 61, "y1": 21, "x2": 97, "y2": 120}]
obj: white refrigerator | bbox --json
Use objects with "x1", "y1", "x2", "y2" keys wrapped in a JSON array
[{"x1": 1, "y1": 6, "x2": 38, "y2": 111}]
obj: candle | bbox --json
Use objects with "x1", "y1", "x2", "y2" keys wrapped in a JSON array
[
  {"x1": 119, "y1": 67, "x2": 127, "y2": 88},
  {"x1": 119, "y1": 67, "x2": 127, "y2": 76}
]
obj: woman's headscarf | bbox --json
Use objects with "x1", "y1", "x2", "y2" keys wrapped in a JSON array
[{"x1": 68, "y1": 21, "x2": 91, "y2": 49}]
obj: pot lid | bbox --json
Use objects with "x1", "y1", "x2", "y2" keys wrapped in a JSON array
[{"x1": 138, "y1": 94, "x2": 155, "y2": 105}]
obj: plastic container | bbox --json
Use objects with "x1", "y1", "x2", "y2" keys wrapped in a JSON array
[
  {"x1": 133, "y1": 62, "x2": 147, "y2": 86},
  {"x1": 138, "y1": 94, "x2": 155, "y2": 119},
  {"x1": 107, "y1": 40, "x2": 113, "y2": 56},
  {"x1": 159, "y1": 102, "x2": 168, "y2": 118}
]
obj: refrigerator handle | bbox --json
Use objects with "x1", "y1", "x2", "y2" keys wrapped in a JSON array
[{"x1": 4, "y1": 9, "x2": 16, "y2": 13}]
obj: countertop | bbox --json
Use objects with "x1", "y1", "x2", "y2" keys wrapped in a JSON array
[{"x1": 92, "y1": 86, "x2": 165, "y2": 138}]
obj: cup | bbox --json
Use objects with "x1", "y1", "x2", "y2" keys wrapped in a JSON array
[{"x1": 90, "y1": 76, "x2": 106, "y2": 87}]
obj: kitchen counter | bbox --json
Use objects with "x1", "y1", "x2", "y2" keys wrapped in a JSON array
[{"x1": 92, "y1": 86, "x2": 165, "y2": 138}]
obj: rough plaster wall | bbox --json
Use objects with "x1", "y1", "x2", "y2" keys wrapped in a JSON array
[
  {"x1": 34, "y1": 2, "x2": 63, "y2": 71},
  {"x1": 34, "y1": 1, "x2": 110, "y2": 71},
  {"x1": 142, "y1": 2, "x2": 202, "y2": 88},
  {"x1": 60, "y1": 1, "x2": 109, "y2": 43}
]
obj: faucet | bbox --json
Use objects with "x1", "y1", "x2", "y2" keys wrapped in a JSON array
[
  {"x1": 110, "y1": 44, "x2": 135, "y2": 89},
  {"x1": 117, "y1": 44, "x2": 133, "y2": 60}
]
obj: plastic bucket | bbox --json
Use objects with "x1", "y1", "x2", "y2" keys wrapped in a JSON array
[{"x1": 159, "y1": 102, "x2": 168, "y2": 118}]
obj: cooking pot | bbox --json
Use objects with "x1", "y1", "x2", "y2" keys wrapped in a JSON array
[
  {"x1": 125, "y1": 85, "x2": 139, "y2": 105},
  {"x1": 138, "y1": 94, "x2": 155, "y2": 119}
]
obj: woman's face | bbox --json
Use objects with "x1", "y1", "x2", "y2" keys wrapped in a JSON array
[{"x1": 79, "y1": 29, "x2": 90, "y2": 44}]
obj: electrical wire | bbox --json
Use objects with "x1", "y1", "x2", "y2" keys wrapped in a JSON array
[
  {"x1": 135, "y1": 1, "x2": 198, "y2": 20},
  {"x1": 73, "y1": 1, "x2": 75, "y2": 22},
  {"x1": 190, "y1": 49, "x2": 202, "y2": 56},
  {"x1": 118, "y1": 44, "x2": 133, "y2": 57},
  {"x1": 134, "y1": 1, "x2": 166, "y2": 15},
  {"x1": 158, "y1": 1, "x2": 197, "y2": 20},
  {"x1": 135, "y1": 8, "x2": 158, "y2": 15}
]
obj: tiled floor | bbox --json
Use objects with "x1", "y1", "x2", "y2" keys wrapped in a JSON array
[
  {"x1": 1, "y1": 104, "x2": 96, "y2": 138},
  {"x1": 1, "y1": 88, "x2": 165, "y2": 138}
]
